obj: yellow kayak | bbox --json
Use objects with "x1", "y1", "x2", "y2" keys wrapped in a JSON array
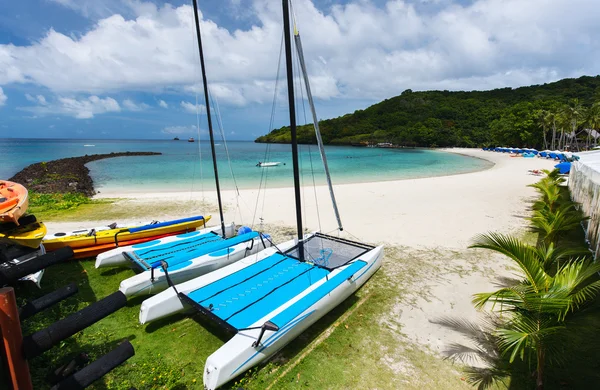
[
  {"x1": 0, "y1": 221, "x2": 47, "y2": 248},
  {"x1": 43, "y1": 215, "x2": 210, "y2": 251}
]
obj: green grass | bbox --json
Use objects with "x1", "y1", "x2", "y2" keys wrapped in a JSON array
[
  {"x1": 14, "y1": 243, "x2": 476, "y2": 390},
  {"x1": 27, "y1": 192, "x2": 115, "y2": 220}
]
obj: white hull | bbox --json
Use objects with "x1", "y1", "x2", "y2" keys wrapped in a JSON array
[
  {"x1": 95, "y1": 224, "x2": 235, "y2": 269},
  {"x1": 257, "y1": 162, "x2": 281, "y2": 167},
  {"x1": 204, "y1": 246, "x2": 383, "y2": 389},
  {"x1": 139, "y1": 234, "x2": 383, "y2": 389},
  {"x1": 120, "y1": 235, "x2": 271, "y2": 297}
]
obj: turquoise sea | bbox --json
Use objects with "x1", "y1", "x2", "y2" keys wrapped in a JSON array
[{"x1": 0, "y1": 139, "x2": 492, "y2": 193}]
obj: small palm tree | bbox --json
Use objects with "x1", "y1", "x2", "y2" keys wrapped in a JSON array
[
  {"x1": 527, "y1": 173, "x2": 589, "y2": 246},
  {"x1": 470, "y1": 233, "x2": 600, "y2": 390},
  {"x1": 529, "y1": 203, "x2": 589, "y2": 246}
]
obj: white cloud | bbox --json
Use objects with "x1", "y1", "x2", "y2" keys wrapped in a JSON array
[
  {"x1": 25, "y1": 94, "x2": 48, "y2": 105},
  {"x1": 162, "y1": 125, "x2": 197, "y2": 135},
  {"x1": 22, "y1": 95, "x2": 120, "y2": 118},
  {"x1": 0, "y1": 87, "x2": 6, "y2": 106},
  {"x1": 0, "y1": 0, "x2": 599, "y2": 109},
  {"x1": 122, "y1": 99, "x2": 149, "y2": 111},
  {"x1": 181, "y1": 100, "x2": 206, "y2": 114},
  {"x1": 158, "y1": 99, "x2": 168, "y2": 108}
]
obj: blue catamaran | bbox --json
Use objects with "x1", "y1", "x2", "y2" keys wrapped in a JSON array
[{"x1": 139, "y1": 1, "x2": 384, "y2": 388}]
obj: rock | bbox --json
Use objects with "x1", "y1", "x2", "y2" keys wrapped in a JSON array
[{"x1": 9, "y1": 151, "x2": 162, "y2": 196}]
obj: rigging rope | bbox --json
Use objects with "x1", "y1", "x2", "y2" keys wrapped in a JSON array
[
  {"x1": 208, "y1": 88, "x2": 248, "y2": 225},
  {"x1": 251, "y1": 30, "x2": 285, "y2": 231}
]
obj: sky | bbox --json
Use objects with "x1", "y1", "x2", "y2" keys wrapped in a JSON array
[{"x1": 0, "y1": 0, "x2": 599, "y2": 140}]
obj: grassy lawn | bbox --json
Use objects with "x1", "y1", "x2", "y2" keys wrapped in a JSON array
[
  {"x1": 14, "y1": 238, "x2": 475, "y2": 390},
  {"x1": 13, "y1": 185, "x2": 600, "y2": 389}
]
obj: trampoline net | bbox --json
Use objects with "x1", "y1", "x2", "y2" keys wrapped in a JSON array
[{"x1": 285, "y1": 232, "x2": 374, "y2": 270}]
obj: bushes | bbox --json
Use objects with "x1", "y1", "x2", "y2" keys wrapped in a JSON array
[
  {"x1": 458, "y1": 170, "x2": 599, "y2": 389},
  {"x1": 29, "y1": 192, "x2": 91, "y2": 212}
]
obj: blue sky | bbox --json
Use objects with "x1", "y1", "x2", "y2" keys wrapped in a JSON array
[{"x1": 0, "y1": 0, "x2": 599, "y2": 140}]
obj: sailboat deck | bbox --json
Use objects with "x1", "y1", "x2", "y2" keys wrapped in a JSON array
[
  {"x1": 181, "y1": 252, "x2": 368, "y2": 331},
  {"x1": 124, "y1": 231, "x2": 258, "y2": 272}
]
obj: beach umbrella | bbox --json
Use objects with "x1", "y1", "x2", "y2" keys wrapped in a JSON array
[{"x1": 555, "y1": 162, "x2": 571, "y2": 174}]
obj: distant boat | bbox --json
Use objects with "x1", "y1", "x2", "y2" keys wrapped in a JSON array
[
  {"x1": 256, "y1": 161, "x2": 281, "y2": 167},
  {"x1": 173, "y1": 137, "x2": 180, "y2": 141},
  {"x1": 84, "y1": 144, "x2": 95, "y2": 147},
  {"x1": 188, "y1": 137, "x2": 195, "y2": 143}
]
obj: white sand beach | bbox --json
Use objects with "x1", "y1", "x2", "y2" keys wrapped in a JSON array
[
  {"x1": 88, "y1": 148, "x2": 556, "y2": 248},
  {"x1": 45, "y1": 148, "x2": 557, "y2": 366}
]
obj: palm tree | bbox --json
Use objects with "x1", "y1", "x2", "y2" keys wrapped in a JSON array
[
  {"x1": 546, "y1": 111, "x2": 558, "y2": 150},
  {"x1": 585, "y1": 102, "x2": 600, "y2": 149},
  {"x1": 562, "y1": 99, "x2": 584, "y2": 151},
  {"x1": 529, "y1": 202, "x2": 589, "y2": 247},
  {"x1": 556, "y1": 110, "x2": 570, "y2": 150},
  {"x1": 536, "y1": 110, "x2": 550, "y2": 150},
  {"x1": 470, "y1": 233, "x2": 600, "y2": 390},
  {"x1": 527, "y1": 174, "x2": 589, "y2": 246}
]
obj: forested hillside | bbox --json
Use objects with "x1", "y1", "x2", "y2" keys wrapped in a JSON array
[{"x1": 255, "y1": 75, "x2": 600, "y2": 148}]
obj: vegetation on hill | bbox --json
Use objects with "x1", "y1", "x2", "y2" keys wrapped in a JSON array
[{"x1": 256, "y1": 75, "x2": 600, "y2": 149}]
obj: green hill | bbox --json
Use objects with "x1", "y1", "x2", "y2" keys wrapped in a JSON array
[{"x1": 255, "y1": 75, "x2": 600, "y2": 148}]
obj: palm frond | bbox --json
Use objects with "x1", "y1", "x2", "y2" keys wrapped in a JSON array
[{"x1": 470, "y1": 232, "x2": 548, "y2": 289}]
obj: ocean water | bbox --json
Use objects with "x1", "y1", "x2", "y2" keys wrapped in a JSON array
[{"x1": 0, "y1": 139, "x2": 492, "y2": 192}]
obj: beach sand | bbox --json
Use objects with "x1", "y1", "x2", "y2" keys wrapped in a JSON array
[
  {"x1": 45, "y1": 148, "x2": 557, "y2": 374},
  {"x1": 88, "y1": 148, "x2": 555, "y2": 248}
]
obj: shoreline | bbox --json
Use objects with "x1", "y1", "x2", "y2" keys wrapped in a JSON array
[
  {"x1": 86, "y1": 148, "x2": 556, "y2": 249},
  {"x1": 93, "y1": 148, "x2": 495, "y2": 195},
  {"x1": 42, "y1": 147, "x2": 558, "y2": 374},
  {"x1": 9, "y1": 152, "x2": 162, "y2": 196}
]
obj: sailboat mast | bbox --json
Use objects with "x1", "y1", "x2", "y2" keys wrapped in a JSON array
[
  {"x1": 293, "y1": 30, "x2": 343, "y2": 231},
  {"x1": 191, "y1": 0, "x2": 226, "y2": 238},
  {"x1": 282, "y1": 0, "x2": 304, "y2": 254}
]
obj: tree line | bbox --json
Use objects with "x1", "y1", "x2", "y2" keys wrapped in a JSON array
[{"x1": 256, "y1": 75, "x2": 600, "y2": 150}]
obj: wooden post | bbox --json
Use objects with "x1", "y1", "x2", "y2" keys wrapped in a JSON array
[{"x1": 0, "y1": 287, "x2": 33, "y2": 390}]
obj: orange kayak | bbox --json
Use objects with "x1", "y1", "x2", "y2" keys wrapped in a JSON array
[
  {"x1": 0, "y1": 181, "x2": 29, "y2": 225},
  {"x1": 72, "y1": 230, "x2": 188, "y2": 259}
]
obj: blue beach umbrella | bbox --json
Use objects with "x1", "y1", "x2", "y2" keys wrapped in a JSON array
[{"x1": 555, "y1": 162, "x2": 571, "y2": 174}]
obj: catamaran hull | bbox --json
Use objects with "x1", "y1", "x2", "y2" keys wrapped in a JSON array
[
  {"x1": 139, "y1": 242, "x2": 298, "y2": 324},
  {"x1": 203, "y1": 245, "x2": 383, "y2": 389},
  {"x1": 139, "y1": 239, "x2": 382, "y2": 390},
  {"x1": 95, "y1": 224, "x2": 234, "y2": 269},
  {"x1": 120, "y1": 236, "x2": 272, "y2": 297}
]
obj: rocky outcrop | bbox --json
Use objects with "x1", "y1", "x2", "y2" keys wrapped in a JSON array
[{"x1": 9, "y1": 152, "x2": 161, "y2": 196}]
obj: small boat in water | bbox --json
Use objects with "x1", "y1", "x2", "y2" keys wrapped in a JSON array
[
  {"x1": 188, "y1": 137, "x2": 195, "y2": 142},
  {"x1": 0, "y1": 181, "x2": 29, "y2": 225},
  {"x1": 256, "y1": 162, "x2": 281, "y2": 167}
]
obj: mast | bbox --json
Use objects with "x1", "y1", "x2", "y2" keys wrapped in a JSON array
[
  {"x1": 293, "y1": 29, "x2": 343, "y2": 231},
  {"x1": 191, "y1": 0, "x2": 226, "y2": 238},
  {"x1": 282, "y1": 0, "x2": 304, "y2": 257}
]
